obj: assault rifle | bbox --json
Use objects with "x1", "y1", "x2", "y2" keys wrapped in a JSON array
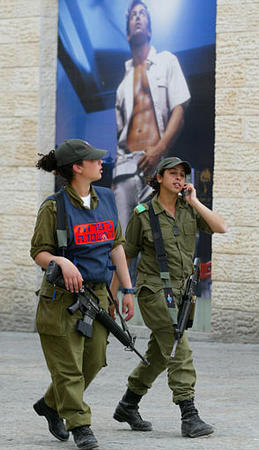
[
  {"x1": 46, "y1": 260, "x2": 149, "y2": 366},
  {"x1": 171, "y1": 258, "x2": 200, "y2": 358}
]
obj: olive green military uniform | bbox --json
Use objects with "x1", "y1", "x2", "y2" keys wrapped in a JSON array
[
  {"x1": 124, "y1": 194, "x2": 213, "y2": 404},
  {"x1": 30, "y1": 185, "x2": 124, "y2": 430}
]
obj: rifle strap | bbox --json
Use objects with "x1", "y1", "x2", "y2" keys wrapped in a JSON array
[
  {"x1": 52, "y1": 189, "x2": 67, "y2": 256},
  {"x1": 106, "y1": 284, "x2": 132, "y2": 339},
  {"x1": 147, "y1": 201, "x2": 177, "y2": 325}
]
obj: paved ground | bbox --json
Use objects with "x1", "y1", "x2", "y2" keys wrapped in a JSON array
[{"x1": 1, "y1": 330, "x2": 259, "y2": 450}]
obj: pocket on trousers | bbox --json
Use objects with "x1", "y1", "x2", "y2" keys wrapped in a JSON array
[
  {"x1": 138, "y1": 287, "x2": 172, "y2": 331},
  {"x1": 138, "y1": 286, "x2": 159, "y2": 299},
  {"x1": 36, "y1": 286, "x2": 67, "y2": 336}
]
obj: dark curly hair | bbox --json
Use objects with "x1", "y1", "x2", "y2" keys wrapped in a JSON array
[
  {"x1": 36, "y1": 150, "x2": 83, "y2": 183},
  {"x1": 146, "y1": 169, "x2": 165, "y2": 198}
]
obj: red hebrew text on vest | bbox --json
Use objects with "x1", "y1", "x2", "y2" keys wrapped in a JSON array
[{"x1": 74, "y1": 221, "x2": 115, "y2": 245}]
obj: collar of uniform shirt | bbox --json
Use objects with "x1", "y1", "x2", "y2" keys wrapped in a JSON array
[
  {"x1": 65, "y1": 184, "x2": 98, "y2": 209},
  {"x1": 152, "y1": 194, "x2": 187, "y2": 215}
]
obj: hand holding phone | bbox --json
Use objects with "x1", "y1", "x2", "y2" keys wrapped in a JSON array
[
  {"x1": 181, "y1": 183, "x2": 197, "y2": 204},
  {"x1": 181, "y1": 187, "x2": 190, "y2": 197}
]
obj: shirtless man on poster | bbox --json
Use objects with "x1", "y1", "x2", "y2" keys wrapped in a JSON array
[{"x1": 113, "y1": 0, "x2": 191, "y2": 233}]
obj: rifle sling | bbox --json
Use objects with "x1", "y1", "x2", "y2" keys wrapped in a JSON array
[
  {"x1": 53, "y1": 189, "x2": 67, "y2": 256},
  {"x1": 147, "y1": 201, "x2": 176, "y2": 311}
]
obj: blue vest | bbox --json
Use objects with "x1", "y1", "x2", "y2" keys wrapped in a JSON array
[{"x1": 62, "y1": 186, "x2": 118, "y2": 284}]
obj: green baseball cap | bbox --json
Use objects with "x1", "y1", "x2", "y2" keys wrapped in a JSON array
[
  {"x1": 157, "y1": 157, "x2": 191, "y2": 175},
  {"x1": 55, "y1": 139, "x2": 107, "y2": 167}
]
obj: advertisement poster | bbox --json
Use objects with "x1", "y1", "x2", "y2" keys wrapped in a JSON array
[{"x1": 56, "y1": 0, "x2": 216, "y2": 298}]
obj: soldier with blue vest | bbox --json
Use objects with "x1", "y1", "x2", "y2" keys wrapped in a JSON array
[
  {"x1": 31, "y1": 139, "x2": 134, "y2": 450},
  {"x1": 111, "y1": 157, "x2": 227, "y2": 438}
]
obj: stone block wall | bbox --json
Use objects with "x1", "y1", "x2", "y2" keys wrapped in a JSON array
[
  {"x1": 211, "y1": 0, "x2": 259, "y2": 341},
  {"x1": 0, "y1": 0, "x2": 58, "y2": 330}
]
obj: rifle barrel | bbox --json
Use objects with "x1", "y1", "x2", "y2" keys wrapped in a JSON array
[
  {"x1": 130, "y1": 346, "x2": 149, "y2": 366},
  {"x1": 171, "y1": 340, "x2": 178, "y2": 358}
]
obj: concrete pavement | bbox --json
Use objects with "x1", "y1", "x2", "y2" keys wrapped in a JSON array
[{"x1": 1, "y1": 330, "x2": 259, "y2": 450}]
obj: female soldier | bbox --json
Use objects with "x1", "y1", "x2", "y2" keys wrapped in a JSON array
[
  {"x1": 111, "y1": 157, "x2": 227, "y2": 438},
  {"x1": 31, "y1": 139, "x2": 134, "y2": 450}
]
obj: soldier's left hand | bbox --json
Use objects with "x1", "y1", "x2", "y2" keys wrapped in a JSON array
[
  {"x1": 183, "y1": 183, "x2": 197, "y2": 204},
  {"x1": 122, "y1": 294, "x2": 134, "y2": 321}
]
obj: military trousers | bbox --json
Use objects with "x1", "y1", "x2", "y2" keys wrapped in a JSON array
[
  {"x1": 36, "y1": 283, "x2": 109, "y2": 430},
  {"x1": 128, "y1": 287, "x2": 196, "y2": 404}
]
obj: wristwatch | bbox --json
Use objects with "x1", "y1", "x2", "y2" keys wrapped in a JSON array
[{"x1": 121, "y1": 288, "x2": 135, "y2": 294}]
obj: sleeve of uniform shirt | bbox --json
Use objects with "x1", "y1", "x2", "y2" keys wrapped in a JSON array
[
  {"x1": 30, "y1": 200, "x2": 58, "y2": 260},
  {"x1": 164, "y1": 51, "x2": 191, "y2": 110},
  {"x1": 195, "y1": 209, "x2": 214, "y2": 235},
  {"x1": 112, "y1": 219, "x2": 125, "y2": 249},
  {"x1": 123, "y1": 211, "x2": 143, "y2": 258}
]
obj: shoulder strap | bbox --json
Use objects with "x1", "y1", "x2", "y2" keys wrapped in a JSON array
[
  {"x1": 147, "y1": 200, "x2": 177, "y2": 325},
  {"x1": 54, "y1": 189, "x2": 67, "y2": 256},
  {"x1": 135, "y1": 203, "x2": 147, "y2": 214}
]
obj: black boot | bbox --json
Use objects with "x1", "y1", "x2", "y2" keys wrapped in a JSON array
[
  {"x1": 179, "y1": 398, "x2": 214, "y2": 438},
  {"x1": 71, "y1": 425, "x2": 98, "y2": 449},
  {"x1": 33, "y1": 397, "x2": 69, "y2": 441},
  {"x1": 113, "y1": 388, "x2": 152, "y2": 431}
]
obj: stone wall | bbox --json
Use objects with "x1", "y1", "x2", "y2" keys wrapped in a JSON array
[
  {"x1": 211, "y1": 0, "x2": 259, "y2": 341},
  {"x1": 0, "y1": 0, "x2": 58, "y2": 330}
]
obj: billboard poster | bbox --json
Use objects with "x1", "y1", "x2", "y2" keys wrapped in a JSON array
[{"x1": 56, "y1": 0, "x2": 217, "y2": 298}]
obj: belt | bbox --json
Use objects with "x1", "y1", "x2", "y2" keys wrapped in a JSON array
[
  {"x1": 85, "y1": 281, "x2": 106, "y2": 290},
  {"x1": 137, "y1": 274, "x2": 186, "y2": 290}
]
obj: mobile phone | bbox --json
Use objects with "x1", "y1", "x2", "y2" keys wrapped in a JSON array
[{"x1": 181, "y1": 188, "x2": 189, "y2": 197}]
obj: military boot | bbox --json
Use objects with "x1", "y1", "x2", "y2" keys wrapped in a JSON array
[
  {"x1": 113, "y1": 388, "x2": 152, "y2": 431},
  {"x1": 33, "y1": 397, "x2": 69, "y2": 441},
  {"x1": 179, "y1": 398, "x2": 214, "y2": 438},
  {"x1": 71, "y1": 425, "x2": 98, "y2": 449}
]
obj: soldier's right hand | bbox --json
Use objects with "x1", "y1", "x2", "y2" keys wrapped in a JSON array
[{"x1": 57, "y1": 257, "x2": 83, "y2": 293}]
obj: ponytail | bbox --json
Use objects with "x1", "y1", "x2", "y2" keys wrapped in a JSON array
[
  {"x1": 36, "y1": 149, "x2": 57, "y2": 172},
  {"x1": 146, "y1": 169, "x2": 165, "y2": 198},
  {"x1": 36, "y1": 150, "x2": 83, "y2": 183}
]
